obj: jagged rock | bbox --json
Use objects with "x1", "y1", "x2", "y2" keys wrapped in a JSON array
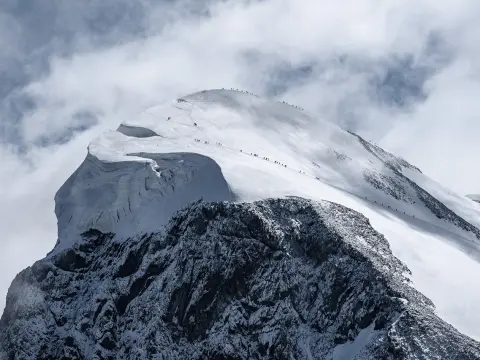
[{"x1": 1, "y1": 198, "x2": 479, "y2": 359}]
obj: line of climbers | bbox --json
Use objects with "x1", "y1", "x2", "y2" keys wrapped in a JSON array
[
  {"x1": 274, "y1": 160, "x2": 287, "y2": 168},
  {"x1": 224, "y1": 88, "x2": 256, "y2": 96},
  {"x1": 279, "y1": 100, "x2": 304, "y2": 111},
  {"x1": 220, "y1": 87, "x2": 304, "y2": 108},
  {"x1": 372, "y1": 200, "x2": 414, "y2": 217}
]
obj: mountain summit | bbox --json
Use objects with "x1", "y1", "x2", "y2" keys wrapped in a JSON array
[{"x1": 2, "y1": 89, "x2": 480, "y2": 358}]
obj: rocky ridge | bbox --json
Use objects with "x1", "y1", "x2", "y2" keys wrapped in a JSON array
[{"x1": 1, "y1": 197, "x2": 479, "y2": 359}]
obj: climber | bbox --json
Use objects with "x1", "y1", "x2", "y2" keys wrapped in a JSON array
[{"x1": 194, "y1": 122, "x2": 197, "y2": 126}]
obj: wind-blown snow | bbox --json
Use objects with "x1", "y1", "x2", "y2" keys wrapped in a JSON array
[
  {"x1": 467, "y1": 194, "x2": 480, "y2": 203},
  {"x1": 55, "y1": 148, "x2": 233, "y2": 250},
  {"x1": 54, "y1": 88, "x2": 480, "y2": 340}
]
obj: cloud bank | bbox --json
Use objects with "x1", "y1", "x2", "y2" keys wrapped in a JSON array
[{"x1": 1, "y1": 0, "x2": 480, "y2": 313}]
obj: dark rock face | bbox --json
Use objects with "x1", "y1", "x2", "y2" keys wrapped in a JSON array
[{"x1": 1, "y1": 198, "x2": 479, "y2": 359}]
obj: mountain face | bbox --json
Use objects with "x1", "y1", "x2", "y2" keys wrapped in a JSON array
[
  {"x1": 2, "y1": 198, "x2": 479, "y2": 360},
  {"x1": 2, "y1": 89, "x2": 480, "y2": 358}
]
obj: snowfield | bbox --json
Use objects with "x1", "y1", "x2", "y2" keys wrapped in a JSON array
[{"x1": 52, "y1": 88, "x2": 480, "y2": 342}]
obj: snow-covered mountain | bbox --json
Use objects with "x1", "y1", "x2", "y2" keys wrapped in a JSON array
[{"x1": 2, "y1": 89, "x2": 480, "y2": 358}]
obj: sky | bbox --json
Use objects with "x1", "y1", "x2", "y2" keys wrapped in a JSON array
[{"x1": 1, "y1": 0, "x2": 480, "y2": 312}]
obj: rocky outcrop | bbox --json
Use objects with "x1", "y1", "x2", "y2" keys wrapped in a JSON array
[{"x1": 1, "y1": 198, "x2": 479, "y2": 359}]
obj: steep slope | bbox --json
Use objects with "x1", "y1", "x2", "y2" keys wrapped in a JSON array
[
  {"x1": 2, "y1": 198, "x2": 479, "y2": 359},
  {"x1": 467, "y1": 194, "x2": 480, "y2": 203},
  {"x1": 55, "y1": 148, "x2": 234, "y2": 249}
]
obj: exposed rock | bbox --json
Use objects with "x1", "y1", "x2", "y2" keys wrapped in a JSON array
[{"x1": 1, "y1": 198, "x2": 479, "y2": 359}]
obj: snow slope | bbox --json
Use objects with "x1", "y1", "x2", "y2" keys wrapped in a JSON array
[
  {"x1": 54, "y1": 88, "x2": 480, "y2": 340},
  {"x1": 55, "y1": 150, "x2": 233, "y2": 249},
  {"x1": 467, "y1": 194, "x2": 480, "y2": 203}
]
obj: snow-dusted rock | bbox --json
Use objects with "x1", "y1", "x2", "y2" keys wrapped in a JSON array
[{"x1": 2, "y1": 198, "x2": 479, "y2": 359}]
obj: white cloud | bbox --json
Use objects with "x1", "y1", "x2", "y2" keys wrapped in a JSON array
[
  {"x1": 381, "y1": 57, "x2": 480, "y2": 192},
  {"x1": 2, "y1": 0, "x2": 480, "y2": 315}
]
